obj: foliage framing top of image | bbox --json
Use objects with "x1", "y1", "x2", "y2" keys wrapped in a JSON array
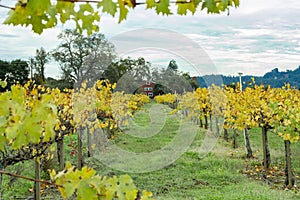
[{"x1": 1, "y1": 0, "x2": 240, "y2": 34}]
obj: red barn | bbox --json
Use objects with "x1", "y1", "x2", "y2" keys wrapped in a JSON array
[{"x1": 141, "y1": 81, "x2": 155, "y2": 98}]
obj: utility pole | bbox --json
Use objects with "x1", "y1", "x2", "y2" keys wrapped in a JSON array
[{"x1": 238, "y1": 72, "x2": 243, "y2": 92}]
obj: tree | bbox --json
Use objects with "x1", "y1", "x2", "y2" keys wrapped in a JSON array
[
  {"x1": 52, "y1": 29, "x2": 115, "y2": 84},
  {"x1": 167, "y1": 59, "x2": 178, "y2": 72},
  {"x1": 103, "y1": 57, "x2": 151, "y2": 93},
  {"x1": 103, "y1": 57, "x2": 137, "y2": 84},
  {"x1": 158, "y1": 62, "x2": 195, "y2": 94},
  {"x1": 181, "y1": 72, "x2": 199, "y2": 89},
  {"x1": 1, "y1": 0, "x2": 240, "y2": 34},
  {"x1": 0, "y1": 60, "x2": 10, "y2": 79},
  {"x1": 30, "y1": 47, "x2": 49, "y2": 83},
  {"x1": 0, "y1": 59, "x2": 29, "y2": 91}
]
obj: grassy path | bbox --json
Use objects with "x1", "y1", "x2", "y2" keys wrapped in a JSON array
[{"x1": 87, "y1": 102, "x2": 299, "y2": 199}]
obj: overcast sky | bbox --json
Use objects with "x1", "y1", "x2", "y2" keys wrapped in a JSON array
[{"x1": 0, "y1": 0, "x2": 299, "y2": 78}]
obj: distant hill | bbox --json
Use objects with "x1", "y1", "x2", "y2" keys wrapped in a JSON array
[{"x1": 195, "y1": 66, "x2": 300, "y2": 89}]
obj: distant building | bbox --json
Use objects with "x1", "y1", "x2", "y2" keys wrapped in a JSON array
[{"x1": 141, "y1": 81, "x2": 155, "y2": 98}]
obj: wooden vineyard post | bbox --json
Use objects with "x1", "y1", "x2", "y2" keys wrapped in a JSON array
[
  {"x1": 284, "y1": 140, "x2": 295, "y2": 188},
  {"x1": 34, "y1": 159, "x2": 41, "y2": 200}
]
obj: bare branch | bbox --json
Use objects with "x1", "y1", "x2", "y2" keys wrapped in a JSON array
[
  {"x1": 0, "y1": 169, "x2": 63, "y2": 188},
  {"x1": 0, "y1": 4, "x2": 15, "y2": 10}
]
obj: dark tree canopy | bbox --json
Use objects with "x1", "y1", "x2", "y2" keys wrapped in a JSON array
[
  {"x1": 167, "y1": 59, "x2": 179, "y2": 72},
  {"x1": 0, "y1": 59, "x2": 29, "y2": 91}
]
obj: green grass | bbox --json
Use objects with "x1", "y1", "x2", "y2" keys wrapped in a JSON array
[
  {"x1": 85, "y1": 104, "x2": 300, "y2": 199},
  {"x1": 2, "y1": 103, "x2": 300, "y2": 199},
  {"x1": 2, "y1": 161, "x2": 34, "y2": 199}
]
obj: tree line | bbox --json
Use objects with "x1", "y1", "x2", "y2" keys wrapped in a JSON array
[
  {"x1": 196, "y1": 66, "x2": 300, "y2": 89},
  {"x1": 0, "y1": 29, "x2": 198, "y2": 94}
]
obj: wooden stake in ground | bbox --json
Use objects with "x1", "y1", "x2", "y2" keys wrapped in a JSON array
[
  {"x1": 233, "y1": 129, "x2": 238, "y2": 149},
  {"x1": 57, "y1": 138, "x2": 64, "y2": 171},
  {"x1": 262, "y1": 126, "x2": 271, "y2": 169},
  {"x1": 34, "y1": 159, "x2": 41, "y2": 200},
  {"x1": 78, "y1": 127, "x2": 84, "y2": 170},
  {"x1": 284, "y1": 140, "x2": 295, "y2": 188},
  {"x1": 87, "y1": 128, "x2": 93, "y2": 157},
  {"x1": 244, "y1": 127, "x2": 253, "y2": 158}
]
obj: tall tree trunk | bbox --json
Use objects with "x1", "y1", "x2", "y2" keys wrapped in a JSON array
[
  {"x1": 244, "y1": 128, "x2": 253, "y2": 158},
  {"x1": 78, "y1": 127, "x2": 83, "y2": 170},
  {"x1": 224, "y1": 128, "x2": 228, "y2": 142},
  {"x1": 262, "y1": 126, "x2": 271, "y2": 169},
  {"x1": 284, "y1": 140, "x2": 295, "y2": 188},
  {"x1": 204, "y1": 115, "x2": 208, "y2": 129},
  {"x1": 57, "y1": 138, "x2": 64, "y2": 171},
  {"x1": 34, "y1": 159, "x2": 41, "y2": 200},
  {"x1": 233, "y1": 129, "x2": 238, "y2": 149},
  {"x1": 87, "y1": 128, "x2": 92, "y2": 157}
]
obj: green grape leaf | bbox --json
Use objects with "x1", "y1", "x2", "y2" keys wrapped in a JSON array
[
  {"x1": 44, "y1": 6, "x2": 58, "y2": 28},
  {"x1": 0, "y1": 80, "x2": 7, "y2": 88},
  {"x1": 52, "y1": 158, "x2": 153, "y2": 199},
  {"x1": 11, "y1": 86, "x2": 25, "y2": 104},
  {"x1": 0, "y1": 134, "x2": 6, "y2": 151},
  {"x1": 62, "y1": 172, "x2": 79, "y2": 198},
  {"x1": 56, "y1": 1, "x2": 75, "y2": 23},
  {"x1": 88, "y1": 176, "x2": 103, "y2": 195},
  {"x1": 6, "y1": 121, "x2": 19, "y2": 141},
  {"x1": 118, "y1": 0, "x2": 129, "y2": 23},
  {"x1": 11, "y1": 127, "x2": 27, "y2": 150},
  {"x1": 43, "y1": 110, "x2": 57, "y2": 142},
  {"x1": 216, "y1": 0, "x2": 229, "y2": 12},
  {"x1": 0, "y1": 116, "x2": 6, "y2": 129},
  {"x1": 177, "y1": 1, "x2": 196, "y2": 15},
  {"x1": 4, "y1": 0, "x2": 53, "y2": 34},
  {"x1": 3, "y1": 0, "x2": 240, "y2": 34},
  {"x1": 30, "y1": 16, "x2": 46, "y2": 35},
  {"x1": 75, "y1": 3, "x2": 100, "y2": 35},
  {"x1": 28, "y1": 0, "x2": 51, "y2": 16},
  {"x1": 0, "y1": 101, "x2": 9, "y2": 122},
  {"x1": 23, "y1": 117, "x2": 42, "y2": 144},
  {"x1": 202, "y1": 0, "x2": 219, "y2": 13},
  {"x1": 77, "y1": 180, "x2": 98, "y2": 200},
  {"x1": 98, "y1": 0, "x2": 117, "y2": 16},
  {"x1": 104, "y1": 176, "x2": 119, "y2": 199},
  {"x1": 232, "y1": 0, "x2": 240, "y2": 7},
  {"x1": 117, "y1": 174, "x2": 137, "y2": 198},
  {"x1": 156, "y1": 0, "x2": 172, "y2": 15},
  {"x1": 4, "y1": 4, "x2": 29, "y2": 26},
  {"x1": 222, "y1": 0, "x2": 229, "y2": 5},
  {"x1": 80, "y1": 166, "x2": 97, "y2": 178},
  {"x1": 126, "y1": 189, "x2": 139, "y2": 199},
  {"x1": 146, "y1": 0, "x2": 156, "y2": 9}
]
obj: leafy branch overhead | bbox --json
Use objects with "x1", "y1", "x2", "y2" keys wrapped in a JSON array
[{"x1": 1, "y1": 0, "x2": 240, "y2": 34}]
